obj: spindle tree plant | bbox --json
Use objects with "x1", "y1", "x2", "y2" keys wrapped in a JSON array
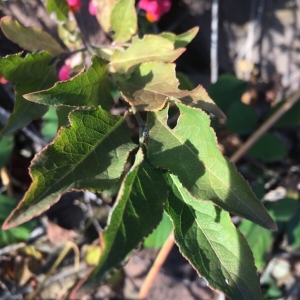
[{"x1": 0, "y1": 0, "x2": 276, "y2": 298}]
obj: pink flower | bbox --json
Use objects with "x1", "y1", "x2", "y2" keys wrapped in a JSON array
[
  {"x1": 58, "y1": 65, "x2": 71, "y2": 81},
  {"x1": 88, "y1": 0, "x2": 97, "y2": 15},
  {"x1": 138, "y1": 0, "x2": 171, "y2": 22},
  {"x1": 66, "y1": 0, "x2": 82, "y2": 13}
]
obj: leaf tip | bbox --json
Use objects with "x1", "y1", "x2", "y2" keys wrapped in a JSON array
[
  {"x1": 2, "y1": 214, "x2": 15, "y2": 230},
  {"x1": 0, "y1": 15, "x2": 11, "y2": 25},
  {"x1": 219, "y1": 110, "x2": 227, "y2": 120},
  {"x1": 1, "y1": 223, "x2": 9, "y2": 231},
  {"x1": 22, "y1": 92, "x2": 32, "y2": 101},
  {"x1": 23, "y1": 91, "x2": 45, "y2": 104},
  {"x1": 190, "y1": 26, "x2": 200, "y2": 36}
]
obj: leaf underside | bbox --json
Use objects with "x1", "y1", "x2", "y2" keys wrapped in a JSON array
[
  {"x1": 160, "y1": 26, "x2": 199, "y2": 49},
  {"x1": 3, "y1": 107, "x2": 136, "y2": 229},
  {"x1": 116, "y1": 62, "x2": 225, "y2": 118},
  {"x1": 165, "y1": 174, "x2": 263, "y2": 300},
  {"x1": 147, "y1": 103, "x2": 276, "y2": 230},
  {"x1": 72, "y1": 149, "x2": 167, "y2": 297},
  {"x1": 109, "y1": 35, "x2": 185, "y2": 74},
  {"x1": 1, "y1": 16, "x2": 64, "y2": 55}
]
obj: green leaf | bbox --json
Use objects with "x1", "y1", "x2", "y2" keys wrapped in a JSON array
[
  {"x1": 93, "y1": 47, "x2": 114, "y2": 61},
  {"x1": 248, "y1": 133, "x2": 288, "y2": 163},
  {"x1": 227, "y1": 102, "x2": 257, "y2": 135},
  {"x1": 177, "y1": 72, "x2": 195, "y2": 90},
  {"x1": 73, "y1": 149, "x2": 167, "y2": 296},
  {"x1": 96, "y1": 0, "x2": 118, "y2": 33},
  {"x1": 0, "y1": 137, "x2": 14, "y2": 168},
  {"x1": 58, "y1": 21, "x2": 83, "y2": 50},
  {"x1": 41, "y1": 106, "x2": 59, "y2": 142},
  {"x1": 109, "y1": 36, "x2": 185, "y2": 74},
  {"x1": 0, "y1": 52, "x2": 57, "y2": 135},
  {"x1": 143, "y1": 212, "x2": 173, "y2": 248},
  {"x1": 110, "y1": 0, "x2": 137, "y2": 42},
  {"x1": 147, "y1": 103, "x2": 276, "y2": 230},
  {"x1": 0, "y1": 52, "x2": 52, "y2": 83},
  {"x1": 273, "y1": 100, "x2": 300, "y2": 128},
  {"x1": 265, "y1": 198, "x2": 297, "y2": 222},
  {"x1": 239, "y1": 219, "x2": 273, "y2": 271},
  {"x1": 287, "y1": 213, "x2": 300, "y2": 248},
  {"x1": 116, "y1": 62, "x2": 225, "y2": 117},
  {"x1": 3, "y1": 107, "x2": 136, "y2": 229},
  {"x1": 261, "y1": 277, "x2": 283, "y2": 299},
  {"x1": 0, "y1": 195, "x2": 36, "y2": 248},
  {"x1": 46, "y1": 0, "x2": 69, "y2": 22},
  {"x1": 24, "y1": 56, "x2": 114, "y2": 110},
  {"x1": 0, "y1": 16, "x2": 65, "y2": 55},
  {"x1": 56, "y1": 106, "x2": 73, "y2": 128},
  {"x1": 165, "y1": 174, "x2": 263, "y2": 300},
  {"x1": 160, "y1": 27, "x2": 199, "y2": 49},
  {"x1": 208, "y1": 74, "x2": 247, "y2": 114}
]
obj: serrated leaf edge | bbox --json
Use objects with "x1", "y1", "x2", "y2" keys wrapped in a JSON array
[
  {"x1": 152, "y1": 105, "x2": 276, "y2": 231},
  {"x1": 3, "y1": 109, "x2": 135, "y2": 229}
]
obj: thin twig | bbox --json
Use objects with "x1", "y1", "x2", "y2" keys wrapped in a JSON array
[
  {"x1": 43, "y1": 262, "x2": 87, "y2": 286},
  {"x1": 0, "y1": 242, "x2": 25, "y2": 256},
  {"x1": 131, "y1": 106, "x2": 144, "y2": 127},
  {"x1": 138, "y1": 233, "x2": 174, "y2": 300},
  {"x1": 130, "y1": 106, "x2": 147, "y2": 148},
  {"x1": 27, "y1": 241, "x2": 80, "y2": 300},
  {"x1": 230, "y1": 88, "x2": 300, "y2": 163}
]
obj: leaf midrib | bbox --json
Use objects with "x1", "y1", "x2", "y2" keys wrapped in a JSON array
[
  {"x1": 111, "y1": 50, "x2": 179, "y2": 66},
  {"x1": 191, "y1": 206, "x2": 244, "y2": 297},
  {"x1": 155, "y1": 113, "x2": 259, "y2": 221},
  {"x1": 99, "y1": 164, "x2": 141, "y2": 277},
  {"x1": 171, "y1": 175, "x2": 245, "y2": 297},
  {"x1": 33, "y1": 115, "x2": 126, "y2": 202},
  {"x1": 113, "y1": 0, "x2": 133, "y2": 39}
]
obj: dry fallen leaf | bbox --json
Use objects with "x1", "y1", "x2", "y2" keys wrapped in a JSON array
[{"x1": 47, "y1": 221, "x2": 77, "y2": 244}]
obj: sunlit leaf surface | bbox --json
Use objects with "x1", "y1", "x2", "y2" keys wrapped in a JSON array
[
  {"x1": 165, "y1": 174, "x2": 263, "y2": 300},
  {"x1": 24, "y1": 56, "x2": 114, "y2": 110},
  {"x1": 117, "y1": 62, "x2": 225, "y2": 117},
  {"x1": 109, "y1": 35, "x2": 185, "y2": 74},
  {"x1": 46, "y1": 0, "x2": 69, "y2": 22},
  {"x1": 1, "y1": 16, "x2": 64, "y2": 55},
  {"x1": 3, "y1": 107, "x2": 136, "y2": 229},
  {"x1": 160, "y1": 27, "x2": 199, "y2": 49},
  {"x1": 147, "y1": 104, "x2": 276, "y2": 230},
  {"x1": 110, "y1": 0, "x2": 137, "y2": 42}
]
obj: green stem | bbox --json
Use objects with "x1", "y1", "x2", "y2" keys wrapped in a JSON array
[{"x1": 131, "y1": 106, "x2": 147, "y2": 148}]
